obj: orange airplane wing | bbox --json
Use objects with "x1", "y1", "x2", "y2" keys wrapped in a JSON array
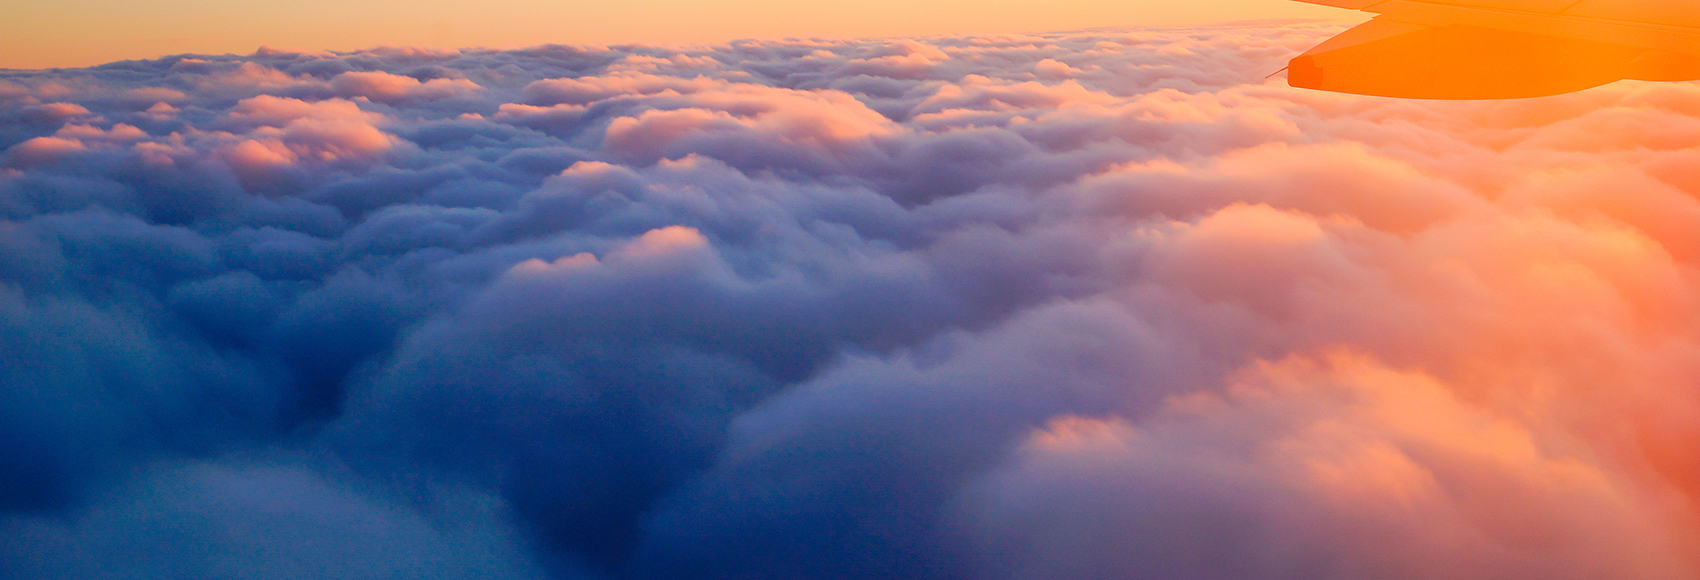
[{"x1": 1288, "y1": 0, "x2": 1700, "y2": 98}]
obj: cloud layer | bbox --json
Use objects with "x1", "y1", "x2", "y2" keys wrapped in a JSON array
[{"x1": 4, "y1": 23, "x2": 1700, "y2": 579}]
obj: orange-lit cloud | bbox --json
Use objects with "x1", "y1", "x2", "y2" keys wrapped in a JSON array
[{"x1": 3, "y1": 22, "x2": 1700, "y2": 580}]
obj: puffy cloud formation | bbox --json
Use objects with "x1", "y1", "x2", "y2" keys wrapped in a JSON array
[{"x1": 4, "y1": 22, "x2": 1700, "y2": 579}]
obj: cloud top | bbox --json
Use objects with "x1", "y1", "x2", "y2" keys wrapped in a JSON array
[{"x1": 3, "y1": 22, "x2": 1700, "y2": 580}]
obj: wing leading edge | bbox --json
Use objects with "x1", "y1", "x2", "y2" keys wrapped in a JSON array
[{"x1": 1288, "y1": 0, "x2": 1700, "y2": 98}]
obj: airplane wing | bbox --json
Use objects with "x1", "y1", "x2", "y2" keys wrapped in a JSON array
[{"x1": 1287, "y1": 0, "x2": 1700, "y2": 98}]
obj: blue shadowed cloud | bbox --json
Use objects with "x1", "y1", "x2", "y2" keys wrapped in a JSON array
[{"x1": 4, "y1": 23, "x2": 1700, "y2": 580}]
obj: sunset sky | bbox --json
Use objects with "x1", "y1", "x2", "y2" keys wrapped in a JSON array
[
  {"x1": 6, "y1": 2, "x2": 1700, "y2": 580},
  {"x1": 2, "y1": 0, "x2": 1353, "y2": 68}
]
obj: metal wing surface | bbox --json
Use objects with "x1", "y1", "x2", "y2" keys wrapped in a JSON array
[{"x1": 1289, "y1": 0, "x2": 1700, "y2": 98}]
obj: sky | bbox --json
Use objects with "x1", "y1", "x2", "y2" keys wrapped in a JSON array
[
  {"x1": 2, "y1": 0, "x2": 1352, "y2": 69},
  {"x1": 6, "y1": 7, "x2": 1700, "y2": 580}
]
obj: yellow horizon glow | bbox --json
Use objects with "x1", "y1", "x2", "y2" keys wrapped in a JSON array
[{"x1": 1, "y1": 0, "x2": 1354, "y2": 69}]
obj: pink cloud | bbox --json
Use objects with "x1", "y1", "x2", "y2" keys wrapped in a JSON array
[
  {"x1": 23, "y1": 102, "x2": 91, "y2": 123},
  {"x1": 194, "y1": 62, "x2": 316, "y2": 92},
  {"x1": 4, "y1": 136, "x2": 85, "y2": 166},
  {"x1": 521, "y1": 73, "x2": 721, "y2": 106},
  {"x1": 598, "y1": 82, "x2": 899, "y2": 165},
  {"x1": 224, "y1": 95, "x2": 380, "y2": 128},
  {"x1": 957, "y1": 353, "x2": 1695, "y2": 580},
  {"x1": 328, "y1": 71, "x2": 479, "y2": 103},
  {"x1": 208, "y1": 96, "x2": 398, "y2": 185},
  {"x1": 55, "y1": 123, "x2": 148, "y2": 143}
]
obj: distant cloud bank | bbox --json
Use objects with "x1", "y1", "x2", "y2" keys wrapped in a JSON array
[{"x1": 4, "y1": 24, "x2": 1700, "y2": 579}]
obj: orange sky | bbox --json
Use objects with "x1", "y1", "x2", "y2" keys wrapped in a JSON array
[{"x1": 0, "y1": 0, "x2": 1354, "y2": 69}]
